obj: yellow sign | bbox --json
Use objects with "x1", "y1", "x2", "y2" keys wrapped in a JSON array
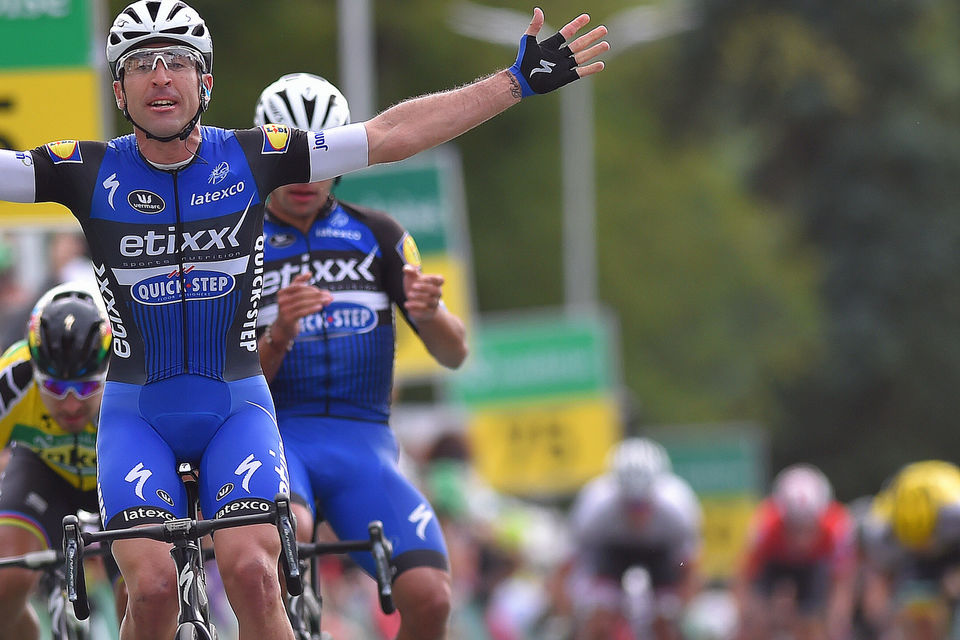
[
  {"x1": 699, "y1": 495, "x2": 757, "y2": 580},
  {"x1": 0, "y1": 68, "x2": 105, "y2": 226},
  {"x1": 394, "y1": 254, "x2": 472, "y2": 380},
  {"x1": 467, "y1": 394, "x2": 621, "y2": 496}
]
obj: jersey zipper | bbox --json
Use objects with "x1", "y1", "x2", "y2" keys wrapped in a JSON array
[{"x1": 172, "y1": 173, "x2": 190, "y2": 371}]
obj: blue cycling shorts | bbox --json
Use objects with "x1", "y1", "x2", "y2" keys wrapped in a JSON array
[
  {"x1": 97, "y1": 374, "x2": 290, "y2": 530},
  {"x1": 280, "y1": 415, "x2": 448, "y2": 578}
]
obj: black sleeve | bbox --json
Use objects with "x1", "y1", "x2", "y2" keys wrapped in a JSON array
[
  {"x1": 31, "y1": 141, "x2": 107, "y2": 220},
  {"x1": 233, "y1": 126, "x2": 311, "y2": 198}
]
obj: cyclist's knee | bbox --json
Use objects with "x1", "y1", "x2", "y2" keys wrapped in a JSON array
[
  {"x1": 291, "y1": 502, "x2": 314, "y2": 544},
  {"x1": 123, "y1": 570, "x2": 179, "y2": 625},
  {"x1": 0, "y1": 568, "x2": 38, "y2": 610},
  {"x1": 394, "y1": 567, "x2": 452, "y2": 638},
  {"x1": 216, "y1": 527, "x2": 282, "y2": 603}
]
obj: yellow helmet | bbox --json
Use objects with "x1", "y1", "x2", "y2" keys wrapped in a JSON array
[{"x1": 890, "y1": 461, "x2": 960, "y2": 550}]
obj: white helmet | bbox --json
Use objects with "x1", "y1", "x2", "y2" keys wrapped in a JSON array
[
  {"x1": 608, "y1": 437, "x2": 672, "y2": 499},
  {"x1": 771, "y1": 464, "x2": 833, "y2": 526},
  {"x1": 254, "y1": 73, "x2": 351, "y2": 131},
  {"x1": 106, "y1": 0, "x2": 213, "y2": 80}
]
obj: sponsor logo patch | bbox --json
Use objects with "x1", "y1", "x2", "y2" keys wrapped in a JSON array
[
  {"x1": 261, "y1": 124, "x2": 291, "y2": 154},
  {"x1": 157, "y1": 489, "x2": 174, "y2": 506},
  {"x1": 398, "y1": 233, "x2": 421, "y2": 267},
  {"x1": 128, "y1": 190, "x2": 165, "y2": 214},
  {"x1": 215, "y1": 498, "x2": 272, "y2": 520},
  {"x1": 208, "y1": 161, "x2": 229, "y2": 185},
  {"x1": 267, "y1": 232, "x2": 296, "y2": 249},
  {"x1": 298, "y1": 301, "x2": 378, "y2": 339},
  {"x1": 45, "y1": 140, "x2": 82, "y2": 164},
  {"x1": 132, "y1": 268, "x2": 236, "y2": 305},
  {"x1": 216, "y1": 482, "x2": 235, "y2": 500}
]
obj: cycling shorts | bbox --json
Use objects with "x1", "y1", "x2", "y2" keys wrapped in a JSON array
[
  {"x1": 0, "y1": 445, "x2": 100, "y2": 550},
  {"x1": 280, "y1": 415, "x2": 448, "y2": 578},
  {"x1": 592, "y1": 544, "x2": 681, "y2": 589},
  {"x1": 753, "y1": 561, "x2": 831, "y2": 614},
  {"x1": 97, "y1": 374, "x2": 289, "y2": 529}
]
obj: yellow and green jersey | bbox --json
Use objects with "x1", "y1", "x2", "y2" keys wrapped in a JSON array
[{"x1": 0, "y1": 340, "x2": 97, "y2": 491}]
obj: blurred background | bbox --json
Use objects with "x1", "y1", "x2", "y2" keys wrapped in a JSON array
[{"x1": 3, "y1": 0, "x2": 960, "y2": 637}]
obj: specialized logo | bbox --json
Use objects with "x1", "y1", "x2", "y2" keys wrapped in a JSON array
[
  {"x1": 45, "y1": 140, "x2": 82, "y2": 164},
  {"x1": 299, "y1": 301, "x2": 378, "y2": 339},
  {"x1": 397, "y1": 233, "x2": 421, "y2": 267},
  {"x1": 208, "y1": 161, "x2": 229, "y2": 185},
  {"x1": 157, "y1": 489, "x2": 174, "y2": 507},
  {"x1": 190, "y1": 180, "x2": 246, "y2": 206},
  {"x1": 127, "y1": 189, "x2": 166, "y2": 214},
  {"x1": 125, "y1": 463, "x2": 152, "y2": 501},
  {"x1": 131, "y1": 268, "x2": 236, "y2": 305},
  {"x1": 408, "y1": 502, "x2": 434, "y2": 541},
  {"x1": 235, "y1": 454, "x2": 263, "y2": 492},
  {"x1": 216, "y1": 482, "x2": 235, "y2": 500},
  {"x1": 268, "y1": 232, "x2": 296, "y2": 249},
  {"x1": 103, "y1": 173, "x2": 120, "y2": 210},
  {"x1": 179, "y1": 563, "x2": 195, "y2": 607},
  {"x1": 529, "y1": 59, "x2": 556, "y2": 76},
  {"x1": 261, "y1": 124, "x2": 291, "y2": 154}
]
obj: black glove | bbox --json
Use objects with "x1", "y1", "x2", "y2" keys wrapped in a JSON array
[{"x1": 508, "y1": 31, "x2": 580, "y2": 97}]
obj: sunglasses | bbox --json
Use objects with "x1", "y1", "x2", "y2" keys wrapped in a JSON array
[
  {"x1": 118, "y1": 45, "x2": 203, "y2": 77},
  {"x1": 36, "y1": 374, "x2": 105, "y2": 400}
]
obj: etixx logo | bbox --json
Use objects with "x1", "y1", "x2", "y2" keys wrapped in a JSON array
[{"x1": 128, "y1": 190, "x2": 166, "y2": 214}]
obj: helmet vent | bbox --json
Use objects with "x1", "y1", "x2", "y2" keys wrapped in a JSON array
[
  {"x1": 191, "y1": 25, "x2": 206, "y2": 37},
  {"x1": 320, "y1": 95, "x2": 337, "y2": 129},
  {"x1": 122, "y1": 7, "x2": 142, "y2": 23},
  {"x1": 167, "y1": 2, "x2": 188, "y2": 21},
  {"x1": 162, "y1": 26, "x2": 189, "y2": 35},
  {"x1": 277, "y1": 91, "x2": 296, "y2": 124},
  {"x1": 146, "y1": 1, "x2": 161, "y2": 22},
  {"x1": 121, "y1": 30, "x2": 151, "y2": 39}
]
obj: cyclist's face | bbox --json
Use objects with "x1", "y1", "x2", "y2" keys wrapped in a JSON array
[
  {"x1": 113, "y1": 44, "x2": 212, "y2": 139},
  {"x1": 38, "y1": 385, "x2": 102, "y2": 433},
  {"x1": 268, "y1": 179, "x2": 334, "y2": 224}
]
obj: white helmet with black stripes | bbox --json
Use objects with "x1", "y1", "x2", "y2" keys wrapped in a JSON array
[{"x1": 254, "y1": 73, "x2": 351, "y2": 131}]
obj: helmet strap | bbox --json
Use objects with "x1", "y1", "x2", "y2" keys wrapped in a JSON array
[{"x1": 119, "y1": 74, "x2": 207, "y2": 143}]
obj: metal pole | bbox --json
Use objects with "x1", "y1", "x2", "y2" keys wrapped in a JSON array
[
  {"x1": 337, "y1": 0, "x2": 376, "y2": 120},
  {"x1": 561, "y1": 78, "x2": 597, "y2": 311}
]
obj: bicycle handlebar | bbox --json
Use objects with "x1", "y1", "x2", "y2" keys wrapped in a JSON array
[{"x1": 64, "y1": 492, "x2": 302, "y2": 620}]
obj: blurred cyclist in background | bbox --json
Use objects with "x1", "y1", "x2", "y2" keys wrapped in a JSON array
[
  {"x1": 252, "y1": 72, "x2": 468, "y2": 640},
  {"x1": 0, "y1": 283, "x2": 112, "y2": 640},
  {"x1": 735, "y1": 463, "x2": 856, "y2": 640},
  {"x1": 562, "y1": 437, "x2": 703, "y2": 640},
  {"x1": 860, "y1": 460, "x2": 960, "y2": 640}
]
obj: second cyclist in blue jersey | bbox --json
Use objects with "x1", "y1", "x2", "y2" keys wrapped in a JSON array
[
  {"x1": 0, "y1": 1, "x2": 607, "y2": 638},
  {"x1": 253, "y1": 73, "x2": 468, "y2": 640}
]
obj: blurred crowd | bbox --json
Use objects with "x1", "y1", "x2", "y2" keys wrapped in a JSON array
[{"x1": 4, "y1": 231, "x2": 960, "y2": 640}]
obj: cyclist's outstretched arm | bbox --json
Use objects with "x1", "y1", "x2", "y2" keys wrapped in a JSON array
[
  {"x1": 362, "y1": 8, "x2": 608, "y2": 166},
  {"x1": 0, "y1": 149, "x2": 37, "y2": 203}
]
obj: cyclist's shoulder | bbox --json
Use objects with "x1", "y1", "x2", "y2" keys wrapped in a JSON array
[{"x1": 335, "y1": 200, "x2": 405, "y2": 233}]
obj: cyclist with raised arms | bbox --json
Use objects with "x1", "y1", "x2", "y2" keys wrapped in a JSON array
[
  {"x1": 0, "y1": 1, "x2": 607, "y2": 638},
  {"x1": 252, "y1": 73, "x2": 467, "y2": 640},
  {"x1": 0, "y1": 284, "x2": 112, "y2": 640},
  {"x1": 564, "y1": 437, "x2": 703, "y2": 640}
]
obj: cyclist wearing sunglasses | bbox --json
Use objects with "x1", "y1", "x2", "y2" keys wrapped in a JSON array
[
  {"x1": 0, "y1": 283, "x2": 111, "y2": 640},
  {"x1": 0, "y1": 0, "x2": 606, "y2": 638}
]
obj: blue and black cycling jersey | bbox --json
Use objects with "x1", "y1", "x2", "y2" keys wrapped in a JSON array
[
  {"x1": 26, "y1": 124, "x2": 367, "y2": 385},
  {"x1": 260, "y1": 200, "x2": 419, "y2": 422}
]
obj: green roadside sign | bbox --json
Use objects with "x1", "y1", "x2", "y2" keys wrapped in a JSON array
[
  {"x1": 336, "y1": 148, "x2": 464, "y2": 255},
  {"x1": 451, "y1": 310, "x2": 616, "y2": 405},
  {"x1": 0, "y1": 0, "x2": 93, "y2": 69}
]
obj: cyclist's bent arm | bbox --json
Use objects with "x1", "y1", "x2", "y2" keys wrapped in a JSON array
[
  {"x1": 362, "y1": 71, "x2": 519, "y2": 166},
  {"x1": 415, "y1": 307, "x2": 468, "y2": 369},
  {"x1": 0, "y1": 150, "x2": 38, "y2": 203}
]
